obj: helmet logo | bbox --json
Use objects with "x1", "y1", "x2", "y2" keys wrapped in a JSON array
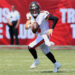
[{"x1": 32, "y1": 4, "x2": 35, "y2": 6}]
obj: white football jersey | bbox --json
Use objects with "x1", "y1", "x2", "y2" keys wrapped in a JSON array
[{"x1": 26, "y1": 11, "x2": 50, "y2": 35}]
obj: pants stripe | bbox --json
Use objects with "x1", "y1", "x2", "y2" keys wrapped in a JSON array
[{"x1": 33, "y1": 39, "x2": 44, "y2": 48}]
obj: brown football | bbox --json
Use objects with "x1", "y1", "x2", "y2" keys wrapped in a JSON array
[{"x1": 32, "y1": 22, "x2": 39, "y2": 33}]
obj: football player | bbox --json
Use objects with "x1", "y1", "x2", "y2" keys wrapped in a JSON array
[{"x1": 25, "y1": 1, "x2": 61, "y2": 72}]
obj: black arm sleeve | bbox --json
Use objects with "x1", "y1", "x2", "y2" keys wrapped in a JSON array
[{"x1": 48, "y1": 14, "x2": 59, "y2": 29}]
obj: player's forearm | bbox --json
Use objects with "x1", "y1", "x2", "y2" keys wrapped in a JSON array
[{"x1": 48, "y1": 14, "x2": 59, "y2": 29}]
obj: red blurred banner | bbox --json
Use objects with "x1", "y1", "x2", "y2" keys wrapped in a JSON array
[{"x1": 0, "y1": 0, "x2": 75, "y2": 45}]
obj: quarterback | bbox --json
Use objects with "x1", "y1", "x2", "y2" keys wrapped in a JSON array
[{"x1": 25, "y1": 1, "x2": 61, "y2": 72}]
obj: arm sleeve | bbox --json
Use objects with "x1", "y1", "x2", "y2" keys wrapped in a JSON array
[{"x1": 48, "y1": 14, "x2": 59, "y2": 29}]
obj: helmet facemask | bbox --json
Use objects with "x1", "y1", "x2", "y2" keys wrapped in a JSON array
[
  {"x1": 30, "y1": 8, "x2": 40, "y2": 17},
  {"x1": 29, "y1": 2, "x2": 40, "y2": 17}
]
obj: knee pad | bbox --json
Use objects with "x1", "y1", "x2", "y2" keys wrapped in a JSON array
[
  {"x1": 42, "y1": 48, "x2": 50, "y2": 55},
  {"x1": 40, "y1": 45, "x2": 50, "y2": 55}
]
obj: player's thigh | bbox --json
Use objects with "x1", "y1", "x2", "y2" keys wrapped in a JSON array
[
  {"x1": 29, "y1": 35, "x2": 44, "y2": 48},
  {"x1": 40, "y1": 43, "x2": 50, "y2": 54}
]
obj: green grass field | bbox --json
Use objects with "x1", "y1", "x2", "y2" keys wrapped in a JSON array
[{"x1": 0, "y1": 48, "x2": 75, "y2": 75}]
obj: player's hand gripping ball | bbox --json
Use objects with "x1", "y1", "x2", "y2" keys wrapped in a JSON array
[{"x1": 31, "y1": 22, "x2": 39, "y2": 33}]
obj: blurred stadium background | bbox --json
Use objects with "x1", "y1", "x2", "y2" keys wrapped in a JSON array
[
  {"x1": 0, "y1": 0, "x2": 75, "y2": 45},
  {"x1": 0, "y1": 0, "x2": 75, "y2": 75}
]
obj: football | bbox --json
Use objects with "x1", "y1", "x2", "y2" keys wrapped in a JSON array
[{"x1": 31, "y1": 22, "x2": 39, "y2": 33}]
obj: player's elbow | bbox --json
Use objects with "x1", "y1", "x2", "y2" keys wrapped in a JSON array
[{"x1": 55, "y1": 17, "x2": 59, "y2": 22}]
